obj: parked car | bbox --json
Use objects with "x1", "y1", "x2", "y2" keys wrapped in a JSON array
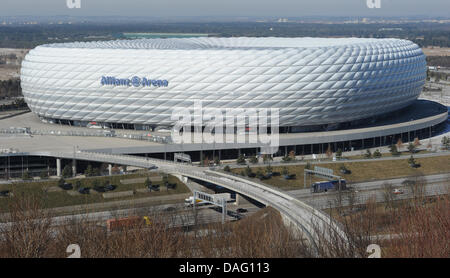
[
  {"x1": 59, "y1": 183, "x2": 73, "y2": 190},
  {"x1": 78, "y1": 187, "x2": 90, "y2": 194},
  {"x1": 0, "y1": 190, "x2": 10, "y2": 197},
  {"x1": 93, "y1": 186, "x2": 106, "y2": 192},
  {"x1": 236, "y1": 208, "x2": 248, "y2": 213},
  {"x1": 105, "y1": 184, "x2": 116, "y2": 191},
  {"x1": 393, "y1": 188, "x2": 404, "y2": 194}
]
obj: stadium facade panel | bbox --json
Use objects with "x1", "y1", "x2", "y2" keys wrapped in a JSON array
[{"x1": 20, "y1": 37, "x2": 426, "y2": 128}]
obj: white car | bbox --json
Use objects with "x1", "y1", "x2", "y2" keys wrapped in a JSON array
[{"x1": 393, "y1": 188, "x2": 404, "y2": 194}]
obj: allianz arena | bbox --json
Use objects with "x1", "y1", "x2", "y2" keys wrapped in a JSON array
[{"x1": 20, "y1": 37, "x2": 427, "y2": 130}]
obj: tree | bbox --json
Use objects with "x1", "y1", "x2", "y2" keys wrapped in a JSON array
[
  {"x1": 39, "y1": 170, "x2": 48, "y2": 180},
  {"x1": 407, "y1": 142, "x2": 417, "y2": 154},
  {"x1": 162, "y1": 174, "x2": 169, "y2": 187},
  {"x1": 396, "y1": 138, "x2": 403, "y2": 151},
  {"x1": 281, "y1": 166, "x2": 288, "y2": 176},
  {"x1": 236, "y1": 154, "x2": 246, "y2": 165},
  {"x1": 373, "y1": 149, "x2": 382, "y2": 158},
  {"x1": 256, "y1": 169, "x2": 264, "y2": 179},
  {"x1": 62, "y1": 165, "x2": 72, "y2": 178},
  {"x1": 144, "y1": 177, "x2": 151, "y2": 188},
  {"x1": 248, "y1": 155, "x2": 258, "y2": 164},
  {"x1": 74, "y1": 180, "x2": 81, "y2": 190},
  {"x1": 223, "y1": 165, "x2": 231, "y2": 172},
  {"x1": 22, "y1": 170, "x2": 31, "y2": 180},
  {"x1": 265, "y1": 164, "x2": 273, "y2": 174},
  {"x1": 305, "y1": 162, "x2": 312, "y2": 170},
  {"x1": 85, "y1": 165, "x2": 94, "y2": 177},
  {"x1": 91, "y1": 179, "x2": 100, "y2": 188},
  {"x1": 441, "y1": 136, "x2": 450, "y2": 150},
  {"x1": 413, "y1": 137, "x2": 421, "y2": 147},
  {"x1": 382, "y1": 183, "x2": 395, "y2": 209},
  {"x1": 408, "y1": 155, "x2": 419, "y2": 168},
  {"x1": 58, "y1": 178, "x2": 65, "y2": 187},
  {"x1": 336, "y1": 148, "x2": 343, "y2": 159},
  {"x1": 288, "y1": 150, "x2": 296, "y2": 160},
  {"x1": 214, "y1": 156, "x2": 220, "y2": 165},
  {"x1": 244, "y1": 165, "x2": 253, "y2": 177},
  {"x1": 262, "y1": 154, "x2": 273, "y2": 164},
  {"x1": 389, "y1": 144, "x2": 400, "y2": 156},
  {"x1": 325, "y1": 145, "x2": 333, "y2": 158},
  {"x1": 364, "y1": 149, "x2": 372, "y2": 159}
]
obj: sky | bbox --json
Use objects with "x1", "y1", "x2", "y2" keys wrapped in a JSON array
[{"x1": 1, "y1": 0, "x2": 449, "y2": 18}]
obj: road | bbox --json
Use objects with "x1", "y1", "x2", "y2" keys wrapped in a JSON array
[
  {"x1": 289, "y1": 173, "x2": 449, "y2": 209},
  {"x1": 10, "y1": 150, "x2": 347, "y2": 253}
]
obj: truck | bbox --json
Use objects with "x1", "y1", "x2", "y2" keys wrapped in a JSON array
[
  {"x1": 312, "y1": 179, "x2": 346, "y2": 193},
  {"x1": 184, "y1": 193, "x2": 233, "y2": 206},
  {"x1": 106, "y1": 215, "x2": 151, "y2": 232}
]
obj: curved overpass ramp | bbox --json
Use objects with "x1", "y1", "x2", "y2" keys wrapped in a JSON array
[{"x1": 28, "y1": 150, "x2": 347, "y2": 253}]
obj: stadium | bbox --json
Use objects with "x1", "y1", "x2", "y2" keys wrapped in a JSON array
[{"x1": 20, "y1": 37, "x2": 428, "y2": 132}]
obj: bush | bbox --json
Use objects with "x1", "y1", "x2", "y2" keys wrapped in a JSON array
[
  {"x1": 305, "y1": 162, "x2": 312, "y2": 170},
  {"x1": 21, "y1": 171, "x2": 31, "y2": 180},
  {"x1": 223, "y1": 165, "x2": 231, "y2": 172},
  {"x1": 336, "y1": 148, "x2": 343, "y2": 159},
  {"x1": 364, "y1": 149, "x2": 372, "y2": 159},
  {"x1": 39, "y1": 171, "x2": 48, "y2": 180},
  {"x1": 281, "y1": 155, "x2": 292, "y2": 163},
  {"x1": 144, "y1": 177, "x2": 151, "y2": 188},
  {"x1": 373, "y1": 149, "x2": 382, "y2": 158},
  {"x1": 57, "y1": 178, "x2": 65, "y2": 187},
  {"x1": 389, "y1": 144, "x2": 400, "y2": 156},
  {"x1": 62, "y1": 165, "x2": 72, "y2": 178},
  {"x1": 407, "y1": 143, "x2": 417, "y2": 154},
  {"x1": 74, "y1": 180, "x2": 81, "y2": 190},
  {"x1": 236, "y1": 154, "x2": 246, "y2": 165},
  {"x1": 248, "y1": 155, "x2": 258, "y2": 164}
]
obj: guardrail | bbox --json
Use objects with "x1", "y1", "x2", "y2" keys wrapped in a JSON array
[{"x1": 0, "y1": 127, "x2": 172, "y2": 144}]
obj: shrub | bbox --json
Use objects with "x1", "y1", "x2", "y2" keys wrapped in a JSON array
[
  {"x1": 248, "y1": 155, "x2": 258, "y2": 164},
  {"x1": 373, "y1": 149, "x2": 382, "y2": 158},
  {"x1": 223, "y1": 165, "x2": 231, "y2": 172},
  {"x1": 236, "y1": 154, "x2": 246, "y2": 165},
  {"x1": 336, "y1": 148, "x2": 343, "y2": 159},
  {"x1": 62, "y1": 165, "x2": 72, "y2": 178}
]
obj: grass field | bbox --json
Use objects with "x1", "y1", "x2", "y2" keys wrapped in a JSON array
[
  {"x1": 231, "y1": 155, "x2": 450, "y2": 190},
  {"x1": 0, "y1": 172, "x2": 190, "y2": 211}
]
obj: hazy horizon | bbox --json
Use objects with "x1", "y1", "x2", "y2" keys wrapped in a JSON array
[{"x1": 1, "y1": 0, "x2": 449, "y2": 18}]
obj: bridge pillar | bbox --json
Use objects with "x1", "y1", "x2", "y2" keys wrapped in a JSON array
[
  {"x1": 108, "y1": 164, "x2": 112, "y2": 176},
  {"x1": 235, "y1": 193, "x2": 240, "y2": 206},
  {"x1": 56, "y1": 158, "x2": 61, "y2": 177},
  {"x1": 72, "y1": 159, "x2": 77, "y2": 177}
]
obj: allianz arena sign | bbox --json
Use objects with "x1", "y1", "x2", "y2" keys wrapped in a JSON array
[{"x1": 100, "y1": 76, "x2": 169, "y2": 87}]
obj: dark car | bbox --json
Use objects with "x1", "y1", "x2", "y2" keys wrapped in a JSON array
[
  {"x1": 0, "y1": 190, "x2": 10, "y2": 197},
  {"x1": 166, "y1": 183, "x2": 177, "y2": 189},
  {"x1": 59, "y1": 183, "x2": 73, "y2": 190},
  {"x1": 236, "y1": 208, "x2": 248, "y2": 213},
  {"x1": 283, "y1": 174, "x2": 296, "y2": 180},
  {"x1": 93, "y1": 186, "x2": 106, "y2": 192},
  {"x1": 150, "y1": 185, "x2": 160, "y2": 191},
  {"x1": 105, "y1": 184, "x2": 116, "y2": 191},
  {"x1": 78, "y1": 187, "x2": 90, "y2": 194}
]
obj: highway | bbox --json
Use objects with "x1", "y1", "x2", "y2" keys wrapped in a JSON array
[
  {"x1": 16, "y1": 150, "x2": 348, "y2": 253},
  {"x1": 289, "y1": 174, "x2": 449, "y2": 209}
]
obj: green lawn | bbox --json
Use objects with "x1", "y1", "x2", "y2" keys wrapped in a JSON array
[
  {"x1": 231, "y1": 155, "x2": 450, "y2": 190},
  {"x1": 0, "y1": 172, "x2": 189, "y2": 211}
]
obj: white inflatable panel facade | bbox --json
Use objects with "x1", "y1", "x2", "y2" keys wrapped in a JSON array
[{"x1": 20, "y1": 37, "x2": 426, "y2": 127}]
